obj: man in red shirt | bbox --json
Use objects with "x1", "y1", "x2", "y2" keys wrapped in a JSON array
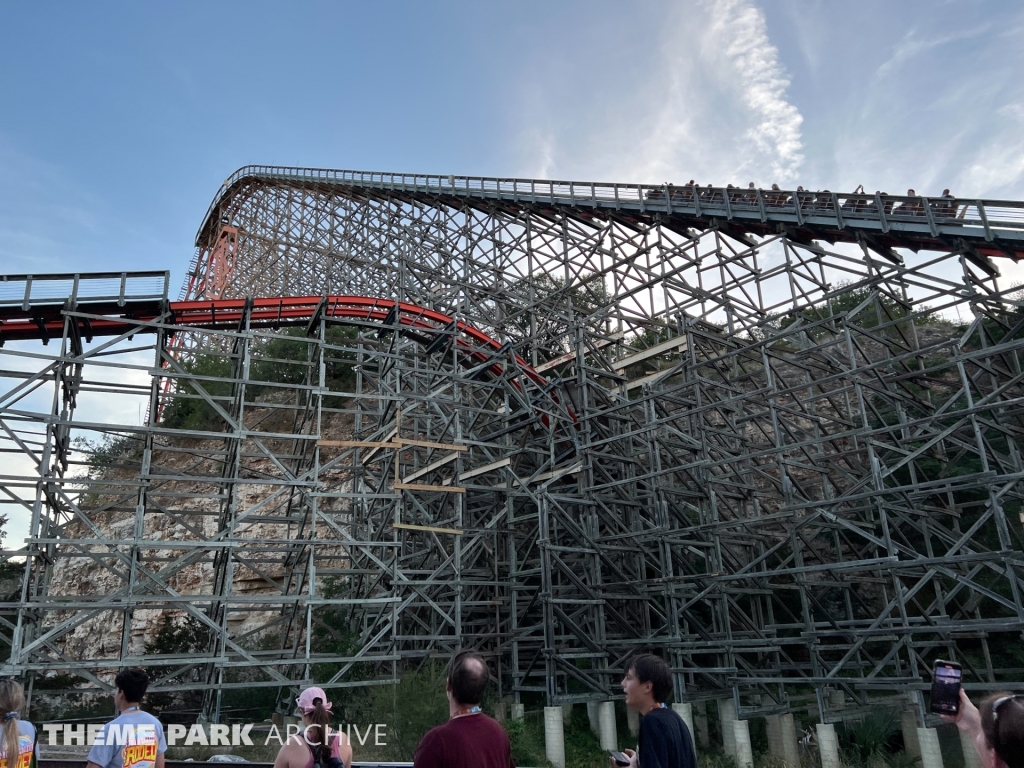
[{"x1": 413, "y1": 651, "x2": 515, "y2": 768}]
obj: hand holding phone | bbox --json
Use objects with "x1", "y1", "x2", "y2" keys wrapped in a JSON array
[
  {"x1": 609, "y1": 750, "x2": 631, "y2": 767},
  {"x1": 930, "y1": 660, "x2": 962, "y2": 715}
]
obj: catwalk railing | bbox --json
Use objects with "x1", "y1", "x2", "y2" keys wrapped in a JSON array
[{"x1": 197, "y1": 165, "x2": 1024, "y2": 261}]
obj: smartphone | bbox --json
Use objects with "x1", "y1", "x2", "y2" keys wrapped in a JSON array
[
  {"x1": 609, "y1": 750, "x2": 631, "y2": 767},
  {"x1": 930, "y1": 659, "x2": 962, "y2": 714}
]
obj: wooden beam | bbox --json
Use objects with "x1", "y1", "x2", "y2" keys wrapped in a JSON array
[
  {"x1": 392, "y1": 522, "x2": 464, "y2": 536},
  {"x1": 402, "y1": 451, "x2": 460, "y2": 483},
  {"x1": 394, "y1": 482, "x2": 466, "y2": 493},
  {"x1": 535, "y1": 331, "x2": 625, "y2": 372},
  {"x1": 318, "y1": 440, "x2": 394, "y2": 449},
  {"x1": 612, "y1": 335, "x2": 688, "y2": 371},
  {"x1": 394, "y1": 438, "x2": 467, "y2": 451},
  {"x1": 459, "y1": 456, "x2": 512, "y2": 480}
]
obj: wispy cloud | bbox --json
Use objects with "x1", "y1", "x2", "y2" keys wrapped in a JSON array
[
  {"x1": 512, "y1": 0, "x2": 804, "y2": 187},
  {"x1": 876, "y1": 25, "x2": 990, "y2": 79},
  {"x1": 703, "y1": 0, "x2": 804, "y2": 182}
]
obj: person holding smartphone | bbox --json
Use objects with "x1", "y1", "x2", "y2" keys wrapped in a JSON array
[
  {"x1": 943, "y1": 689, "x2": 1023, "y2": 768},
  {"x1": 614, "y1": 655, "x2": 696, "y2": 768}
]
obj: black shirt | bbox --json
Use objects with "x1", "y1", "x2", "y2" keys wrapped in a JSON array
[{"x1": 637, "y1": 706, "x2": 697, "y2": 768}]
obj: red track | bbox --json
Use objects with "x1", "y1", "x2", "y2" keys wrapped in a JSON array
[{"x1": 0, "y1": 294, "x2": 572, "y2": 420}]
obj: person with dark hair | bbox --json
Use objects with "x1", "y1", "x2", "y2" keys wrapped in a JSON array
[
  {"x1": 413, "y1": 650, "x2": 513, "y2": 768},
  {"x1": 86, "y1": 669, "x2": 166, "y2": 768},
  {"x1": 273, "y1": 687, "x2": 352, "y2": 768},
  {"x1": 943, "y1": 688, "x2": 1023, "y2": 768},
  {"x1": 616, "y1": 655, "x2": 696, "y2": 768},
  {"x1": 0, "y1": 679, "x2": 35, "y2": 768}
]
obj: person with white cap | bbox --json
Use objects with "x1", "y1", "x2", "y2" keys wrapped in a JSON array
[{"x1": 273, "y1": 686, "x2": 352, "y2": 768}]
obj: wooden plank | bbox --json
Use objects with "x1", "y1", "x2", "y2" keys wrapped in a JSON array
[
  {"x1": 393, "y1": 522, "x2": 464, "y2": 536},
  {"x1": 459, "y1": 456, "x2": 511, "y2": 480},
  {"x1": 402, "y1": 451, "x2": 460, "y2": 483},
  {"x1": 394, "y1": 482, "x2": 466, "y2": 493},
  {"x1": 394, "y1": 438, "x2": 467, "y2": 451},
  {"x1": 535, "y1": 331, "x2": 625, "y2": 372},
  {"x1": 624, "y1": 369, "x2": 679, "y2": 392},
  {"x1": 318, "y1": 440, "x2": 394, "y2": 448},
  {"x1": 612, "y1": 335, "x2": 688, "y2": 371},
  {"x1": 531, "y1": 462, "x2": 582, "y2": 483}
]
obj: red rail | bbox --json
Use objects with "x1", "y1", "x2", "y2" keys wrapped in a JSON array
[{"x1": 0, "y1": 295, "x2": 574, "y2": 422}]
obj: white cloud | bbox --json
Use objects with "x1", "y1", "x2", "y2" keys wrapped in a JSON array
[
  {"x1": 512, "y1": 0, "x2": 804, "y2": 187},
  {"x1": 703, "y1": 0, "x2": 804, "y2": 182},
  {"x1": 875, "y1": 25, "x2": 990, "y2": 80}
]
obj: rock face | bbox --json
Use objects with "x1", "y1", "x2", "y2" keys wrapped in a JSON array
[{"x1": 46, "y1": 406, "x2": 355, "y2": 666}]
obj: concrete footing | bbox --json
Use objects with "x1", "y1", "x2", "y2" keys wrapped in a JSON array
[
  {"x1": 544, "y1": 706, "x2": 565, "y2": 768},
  {"x1": 627, "y1": 706, "x2": 640, "y2": 736},
  {"x1": 671, "y1": 702, "x2": 695, "y2": 758},
  {"x1": 587, "y1": 701, "x2": 599, "y2": 735},
  {"x1": 732, "y1": 718, "x2": 753, "y2": 768},
  {"x1": 917, "y1": 727, "x2": 944, "y2": 768},
  {"x1": 780, "y1": 713, "x2": 800, "y2": 768},
  {"x1": 960, "y1": 728, "x2": 981, "y2": 768},
  {"x1": 511, "y1": 702, "x2": 524, "y2": 721},
  {"x1": 598, "y1": 700, "x2": 618, "y2": 751},
  {"x1": 901, "y1": 710, "x2": 921, "y2": 758},
  {"x1": 694, "y1": 701, "x2": 709, "y2": 748},
  {"x1": 718, "y1": 698, "x2": 737, "y2": 756},
  {"x1": 767, "y1": 714, "x2": 783, "y2": 758},
  {"x1": 561, "y1": 703, "x2": 573, "y2": 724},
  {"x1": 816, "y1": 723, "x2": 840, "y2": 768}
]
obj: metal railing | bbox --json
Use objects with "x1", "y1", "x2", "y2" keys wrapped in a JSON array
[
  {"x1": 198, "y1": 165, "x2": 1024, "y2": 250},
  {"x1": 0, "y1": 272, "x2": 169, "y2": 310}
]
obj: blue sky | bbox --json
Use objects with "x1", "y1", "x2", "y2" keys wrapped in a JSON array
[
  {"x1": 1, "y1": 0, "x2": 1023, "y2": 287},
  {"x1": 1, "y1": 0, "x2": 1023, "y2": 546}
]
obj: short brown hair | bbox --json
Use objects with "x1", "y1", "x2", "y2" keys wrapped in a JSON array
[
  {"x1": 981, "y1": 692, "x2": 1024, "y2": 768},
  {"x1": 628, "y1": 654, "x2": 673, "y2": 703},
  {"x1": 448, "y1": 651, "x2": 488, "y2": 706}
]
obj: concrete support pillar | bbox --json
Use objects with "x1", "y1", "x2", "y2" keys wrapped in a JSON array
[
  {"x1": 671, "y1": 702, "x2": 695, "y2": 755},
  {"x1": 917, "y1": 728, "x2": 944, "y2": 768},
  {"x1": 587, "y1": 701, "x2": 599, "y2": 735},
  {"x1": 543, "y1": 706, "x2": 566, "y2": 768},
  {"x1": 766, "y1": 715, "x2": 783, "y2": 758},
  {"x1": 561, "y1": 703, "x2": 573, "y2": 724},
  {"x1": 627, "y1": 706, "x2": 640, "y2": 736},
  {"x1": 511, "y1": 702, "x2": 524, "y2": 721},
  {"x1": 901, "y1": 710, "x2": 921, "y2": 758},
  {"x1": 960, "y1": 728, "x2": 982, "y2": 768},
  {"x1": 816, "y1": 723, "x2": 840, "y2": 768},
  {"x1": 494, "y1": 702, "x2": 506, "y2": 723},
  {"x1": 732, "y1": 718, "x2": 754, "y2": 768},
  {"x1": 598, "y1": 700, "x2": 618, "y2": 751},
  {"x1": 780, "y1": 713, "x2": 800, "y2": 768},
  {"x1": 718, "y1": 698, "x2": 738, "y2": 756},
  {"x1": 694, "y1": 701, "x2": 709, "y2": 748},
  {"x1": 828, "y1": 689, "x2": 846, "y2": 709}
]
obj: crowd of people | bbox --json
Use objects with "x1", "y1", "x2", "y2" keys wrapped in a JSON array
[
  {"x1": 645, "y1": 181, "x2": 963, "y2": 220},
  {"x1": 0, "y1": 654, "x2": 1018, "y2": 768}
]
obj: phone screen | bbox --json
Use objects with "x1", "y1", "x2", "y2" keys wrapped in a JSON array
[{"x1": 930, "y1": 661, "x2": 962, "y2": 714}]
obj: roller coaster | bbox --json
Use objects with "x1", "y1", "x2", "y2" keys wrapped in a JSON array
[{"x1": 1, "y1": 167, "x2": 1023, "y2": 731}]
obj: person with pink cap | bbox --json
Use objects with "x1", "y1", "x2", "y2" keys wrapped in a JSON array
[{"x1": 272, "y1": 687, "x2": 352, "y2": 768}]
